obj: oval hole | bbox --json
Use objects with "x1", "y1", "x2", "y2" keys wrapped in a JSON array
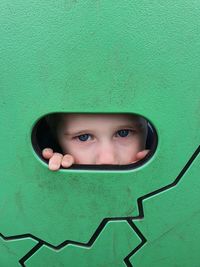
[{"x1": 31, "y1": 113, "x2": 158, "y2": 170}]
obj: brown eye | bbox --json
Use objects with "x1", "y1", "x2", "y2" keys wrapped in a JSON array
[{"x1": 117, "y1": 129, "x2": 130, "y2": 137}]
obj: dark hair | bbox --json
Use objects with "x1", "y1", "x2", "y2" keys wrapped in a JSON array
[{"x1": 45, "y1": 113, "x2": 63, "y2": 138}]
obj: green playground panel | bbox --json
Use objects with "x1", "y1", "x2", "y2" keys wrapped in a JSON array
[{"x1": 0, "y1": 0, "x2": 200, "y2": 266}]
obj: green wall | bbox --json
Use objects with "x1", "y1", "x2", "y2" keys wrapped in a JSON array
[{"x1": 0, "y1": 0, "x2": 200, "y2": 266}]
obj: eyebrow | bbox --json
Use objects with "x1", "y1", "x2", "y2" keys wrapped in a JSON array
[
  {"x1": 115, "y1": 124, "x2": 137, "y2": 129},
  {"x1": 114, "y1": 123, "x2": 143, "y2": 130},
  {"x1": 64, "y1": 129, "x2": 93, "y2": 136}
]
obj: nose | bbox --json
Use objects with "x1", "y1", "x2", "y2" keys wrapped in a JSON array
[{"x1": 95, "y1": 142, "x2": 117, "y2": 165}]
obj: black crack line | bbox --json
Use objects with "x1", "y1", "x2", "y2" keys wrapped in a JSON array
[
  {"x1": 123, "y1": 145, "x2": 200, "y2": 266},
  {"x1": 1, "y1": 145, "x2": 199, "y2": 266},
  {"x1": 19, "y1": 242, "x2": 43, "y2": 267},
  {"x1": 0, "y1": 233, "x2": 41, "y2": 242},
  {"x1": 0, "y1": 217, "x2": 142, "y2": 251},
  {"x1": 133, "y1": 145, "x2": 200, "y2": 220},
  {"x1": 124, "y1": 219, "x2": 147, "y2": 267},
  {"x1": 0, "y1": 217, "x2": 144, "y2": 267}
]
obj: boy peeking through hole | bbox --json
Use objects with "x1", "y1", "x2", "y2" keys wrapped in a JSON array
[{"x1": 42, "y1": 114, "x2": 149, "y2": 170}]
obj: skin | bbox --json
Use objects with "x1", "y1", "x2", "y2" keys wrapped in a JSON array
[{"x1": 42, "y1": 114, "x2": 149, "y2": 171}]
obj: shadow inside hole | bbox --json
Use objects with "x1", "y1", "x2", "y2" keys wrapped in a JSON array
[{"x1": 31, "y1": 114, "x2": 158, "y2": 170}]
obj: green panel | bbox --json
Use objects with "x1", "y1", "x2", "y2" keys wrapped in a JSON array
[
  {"x1": 132, "y1": 153, "x2": 200, "y2": 266},
  {"x1": 0, "y1": 237, "x2": 37, "y2": 266},
  {"x1": 26, "y1": 221, "x2": 140, "y2": 266},
  {"x1": 0, "y1": 0, "x2": 200, "y2": 266}
]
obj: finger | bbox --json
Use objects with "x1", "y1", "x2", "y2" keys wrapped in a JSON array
[
  {"x1": 135, "y1": 149, "x2": 150, "y2": 161},
  {"x1": 48, "y1": 153, "x2": 63, "y2": 171},
  {"x1": 61, "y1": 154, "x2": 74, "y2": 168},
  {"x1": 42, "y1": 148, "x2": 54, "y2": 159}
]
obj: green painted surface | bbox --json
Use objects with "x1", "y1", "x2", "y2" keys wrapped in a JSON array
[
  {"x1": 0, "y1": 0, "x2": 200, "y2": 266},
  {"x1": 0, "y1": 237, "x2": 37, "y2": 266},
  {"x1": 132, "y1": 153, "x2": 200, "y2": 266},
  {"x1": 26, "y1": 221, "x2": 140, "y2": 266}
]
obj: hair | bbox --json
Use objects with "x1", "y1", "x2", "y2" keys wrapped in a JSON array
[
  {"x1": 45, "y1": 113, "x2": 63, "y2": 139},
  {"x1": 133, "y1": 115, "x2": 148, "y2": 149}
]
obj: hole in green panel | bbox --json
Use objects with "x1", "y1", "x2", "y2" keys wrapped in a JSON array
[{"x1": 31, "y1": 113, "x2": 157, "y2": 170}]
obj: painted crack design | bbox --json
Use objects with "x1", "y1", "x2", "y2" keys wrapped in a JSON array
[{"x1": 1, "y1": 146, "x2": 199, "y2": 266}]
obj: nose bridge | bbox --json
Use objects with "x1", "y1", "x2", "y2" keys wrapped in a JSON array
[{"x1": 96, "y1": 139, "x2": 116, "y2": 164}]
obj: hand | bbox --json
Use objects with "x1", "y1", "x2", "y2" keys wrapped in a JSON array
[
  {"x1": 134, "y1": 149, "x2": 150, "y2": 163},
  {"x1": 42, "y1": 148, "x2": 74, "y2": 171}
]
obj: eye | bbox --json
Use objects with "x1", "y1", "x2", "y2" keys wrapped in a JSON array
[
  {"x1": 77, "y1": 134, "x2": 91, "y2": 141},
  {"x1": 116, "y1": 129, "x2": 130, "y2": 137}
]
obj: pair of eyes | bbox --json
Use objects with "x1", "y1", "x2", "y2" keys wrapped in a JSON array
[{"x1": 75, "y1": 129, "x2": 133, "y2": 142}]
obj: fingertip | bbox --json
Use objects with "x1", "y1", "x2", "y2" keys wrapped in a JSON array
[
  {"x1": 48, "y1": 164, "x2": 59, "y2": 171},
  {"x1": 62, "y1": 154, "x2": 74, "y2": 168},
  {"x1": 42, "y1": 148, "x2": 53, "y2": 159},
  {"x1": 136, "y1": 151, "x2": 144, "y2": 158},
  {"x1": 48, "y1": 153, "x2": 63, "y2": 171},
  {"x1": 136, "y1": 150, "x2": 149, "y2": 160}
]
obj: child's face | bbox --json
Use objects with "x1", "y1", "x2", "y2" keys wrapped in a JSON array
[{"x1": 56, "y1": 114, "x2": 147, "y2": 165}]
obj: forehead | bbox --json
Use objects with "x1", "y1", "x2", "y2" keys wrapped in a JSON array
[
  {"x1": 60, "y1": 114, "x2": 142, "y2": 129},
  {"x1": 58, "y1": 114, "x2": 148, "y2": 135}
]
